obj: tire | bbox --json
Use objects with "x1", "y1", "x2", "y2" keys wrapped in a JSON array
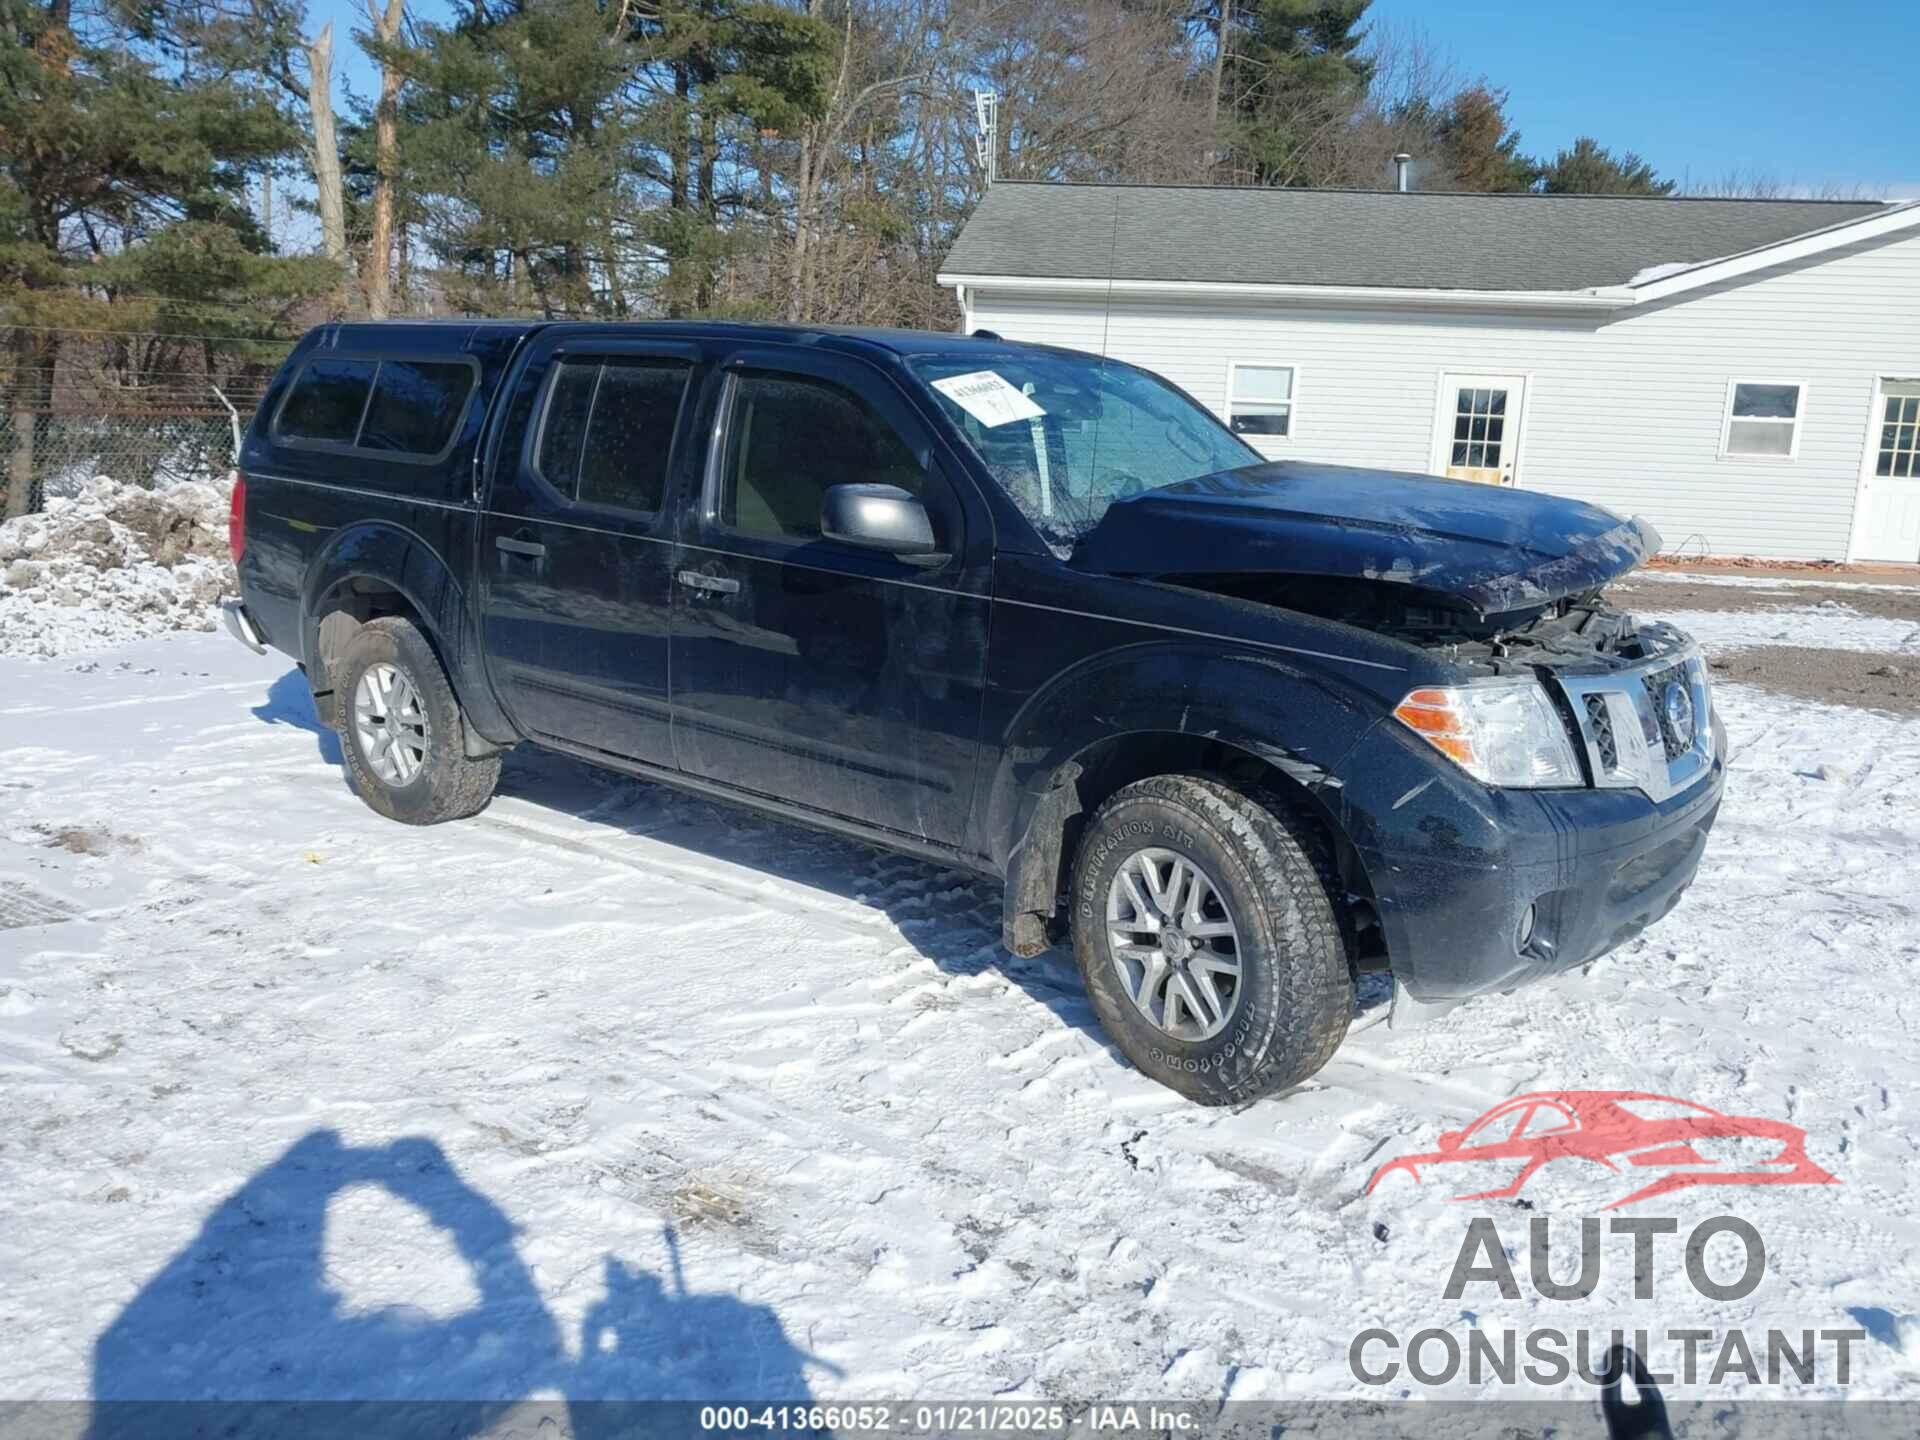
[
  {"x1": 1070, "y1": 774, "x2": 1352, "y2": 1105},
  {"x1": 334, "y1": 617, "x2": 501, "y2": 825}
]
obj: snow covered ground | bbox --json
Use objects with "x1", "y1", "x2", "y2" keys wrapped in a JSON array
[
  {"x1": 1654, "y1": 606, "x2": 1920, "y2": 654},
  {"x1": 2, "y1": 596, "x2": 1918, "y2": 1425}
]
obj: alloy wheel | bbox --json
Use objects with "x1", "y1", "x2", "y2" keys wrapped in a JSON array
[
  {"x1": 1105, "y1": 847, "x2": 1243, "y2": 1041},
  {"x1": 352, "y1": 662, "x2": 431, "y2": 787}
]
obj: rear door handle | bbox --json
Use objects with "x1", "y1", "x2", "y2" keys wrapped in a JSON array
[
  {"x1": 677, "y1": 569, "x2": 740, "y2": 595},
  {"x1": 496, "y1": 536, "x2": 547, "y2": 558}
]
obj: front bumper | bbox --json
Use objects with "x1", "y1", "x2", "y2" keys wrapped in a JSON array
[{"x1": 1336, "y1": 708, "x2": 1726, "y2": 1002}]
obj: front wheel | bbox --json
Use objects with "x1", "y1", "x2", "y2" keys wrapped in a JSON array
[
  {"x1": 334, "y1": 617, "x2": 501, "y2": 825},
  {"x1": 1070, "y1": 775, "x2": 1352, "y2": 1104}
]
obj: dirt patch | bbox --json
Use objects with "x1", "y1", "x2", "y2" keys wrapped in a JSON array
[
  {"x1": 35, "y1": 824, "x2": 139, "y2": 856},
  {"x1": 1707, "y1": 647, "x2": 1920, "y2": 716},
  {"x1": 1613, "y1": 581, "x2": 1920, "y2": 624},
  {"x1": 669, "y1": 1176, "x2": 752, "y2": 1228}
]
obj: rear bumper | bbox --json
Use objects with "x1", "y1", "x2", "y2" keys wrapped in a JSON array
[
  {"x1": 221, "y1": 598, "x2": 267, "y2": 655},
  {"x1": 1337, "y1": 710, "x2": 1726, "y2": 1002}
]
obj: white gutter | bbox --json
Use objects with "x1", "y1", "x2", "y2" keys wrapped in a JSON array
[{"x1": 935, "y1": 272, "x2": 1632, "y2": 312}]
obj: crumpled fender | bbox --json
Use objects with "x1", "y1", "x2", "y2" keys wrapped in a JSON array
[
  {"x1": 300, "y1": 520, "x2": 518, "y2": 746},
  {"x1": 982, "y1": 642, "x2": 1386, "y2": 949}
]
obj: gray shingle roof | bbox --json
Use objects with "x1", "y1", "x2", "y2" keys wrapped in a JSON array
[{"x1": 940, "y1": 183, "x2": 1891, "y2": 293}]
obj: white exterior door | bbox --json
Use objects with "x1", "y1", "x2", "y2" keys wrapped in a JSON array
[
  {"x1": 1432, "y1": 373, "x2": 1526, "y2": 486},
  {"x1": 1853, "y1": 378, "x2": 1920, "y2": 563}
]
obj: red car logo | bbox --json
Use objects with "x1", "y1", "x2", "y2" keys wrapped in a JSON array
[{"x1": 1367, "y1": 1090, "x2": 1837, "y2": 1211}]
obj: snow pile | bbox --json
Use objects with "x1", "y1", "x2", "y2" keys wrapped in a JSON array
[{"x1": 0, "y1": 475, "x2": 235, "y2": 659}]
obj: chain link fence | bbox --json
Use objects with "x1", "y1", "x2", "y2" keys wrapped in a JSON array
[
  {"x1": 3, "y1": 323, "x2": 287, "y2": 517},
  {"x1": 1, "y1": 412, "x2": 247, "y2": 514}
]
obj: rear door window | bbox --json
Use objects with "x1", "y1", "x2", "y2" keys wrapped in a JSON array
[
  {"x1": 534, "y1": 360, "x2": 601, "y2": 495},
  {"x1": 533, "y1": 357, "x2": 691, "y2": 516},
  {"x1": 277, "y1": 359, "x2": 376, "y2": 443},
  {"x1": 577, "y1": 361, "x2": 689, "y2": 514},
  {"x1": 359, "y1": 360, "x2": 475, "y2": 455}
]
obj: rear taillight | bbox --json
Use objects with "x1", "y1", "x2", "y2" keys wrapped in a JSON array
[{"x1": 228, "y1": 470, "x2": 247, "y2": 564}]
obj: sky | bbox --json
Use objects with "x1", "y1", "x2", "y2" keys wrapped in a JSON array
[
  {"x1": 1368, "y1": 0, "x2": 1919, "y2": 197},
  {"x1": 299, "y1": 0, "x2": 1919, "y2": 200}
]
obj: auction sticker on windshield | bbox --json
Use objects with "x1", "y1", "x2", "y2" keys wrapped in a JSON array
[{"x1": 930, "y1": 370, "x2": 1045, "y2": 427}]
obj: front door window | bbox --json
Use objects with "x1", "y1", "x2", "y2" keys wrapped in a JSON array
[
  {"x1": 1877, "y1": 384, "x2": 1920, "y2": 479},
  {"x1": 1854, "y1": 379, "x2": 1920, "y2": 563},
  {"x1": 1435, "y1": 373, "x2": 1525, "y2": 486},
  {"x1": 718, "y1": 372, "x2": 931, "y2": 542}
]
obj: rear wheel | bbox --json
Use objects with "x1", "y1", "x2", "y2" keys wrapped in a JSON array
[
  {"x1": 1070, "y1": 775, "x2": 1352, "y2": 1104},
  {"x1": 335, "y1": 617, "x2": 501, "y2": 825}
]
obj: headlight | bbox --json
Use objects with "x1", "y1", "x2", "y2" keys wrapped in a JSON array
[
  {"x1": 1687, "y1": 653, "x2": 1714, "y2": 729},
  {"x1": 1393, "y1": 679, "x2": 1584, "y2": 788}
]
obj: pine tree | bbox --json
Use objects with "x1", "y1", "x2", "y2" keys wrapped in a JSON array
[
  {"x1": 1536, "y1": 136, "x2": 1674, "y2": 196},
  {"x1": 396, "y1": 0, "x2": 832, "y2": 319},
  {"x1": 0, "y1": 0, "x2": 336, "y2": 514},
  {"x1": 1432, "y1": 86, "x2": 1538, "y2": 193},
  {"x1": 1198, "y1": 0, "x2": 1374, "y2": 185}
]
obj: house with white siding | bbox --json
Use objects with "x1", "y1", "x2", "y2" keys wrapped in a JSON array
[{"x1": 938, "y1": 183, "x2": 1920, "y2": 564}]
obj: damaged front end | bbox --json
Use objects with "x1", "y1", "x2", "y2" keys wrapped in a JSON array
[
  {"x1": 1070, "y1": 459, "x2": 1662, "y2": 650},
  {"x1": 1072, "y1": 461, "x2": 1717, "y2": 802},
  {"x1": 1147, "y1": 572, "x2": 1717, "y2": 804}
]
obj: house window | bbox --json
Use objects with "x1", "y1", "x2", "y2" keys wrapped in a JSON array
[
  {"x1": 1227, "y1": 364, "x2": 1295, "y2": 437},
  {"x1": 1721, "y1": 381, "x2": 1803, "y2": 459}
]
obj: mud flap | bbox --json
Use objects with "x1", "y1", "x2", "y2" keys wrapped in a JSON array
[{"x1": 1000, "y1": 766, "x2": 1082, "y2": 958}]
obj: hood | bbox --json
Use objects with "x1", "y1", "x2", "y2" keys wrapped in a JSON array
[{"x1": 1069, "y1": 461, "x2": 1660, "y2": 620}]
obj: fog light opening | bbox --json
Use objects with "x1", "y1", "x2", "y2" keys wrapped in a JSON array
[{"x1": 1517, "y1": 903, "x2": 1537, "y2": 954}]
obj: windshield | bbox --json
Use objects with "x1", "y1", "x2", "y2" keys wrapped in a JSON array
[{"x1": 911, "y1": 353, "x2": 1258, "y2": 551}]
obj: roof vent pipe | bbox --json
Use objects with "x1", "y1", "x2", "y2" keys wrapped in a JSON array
[{"x1": 1394, "y1": 153, "x2": 1412, "y2": 193}]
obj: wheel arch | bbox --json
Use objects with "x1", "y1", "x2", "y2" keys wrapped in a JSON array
[
  {"x1": 986, "y1": 645, "x2": 1388, "y2": 958},
  {"x1": 300, "y1": 520, "x2": 517, "y2": 747}
]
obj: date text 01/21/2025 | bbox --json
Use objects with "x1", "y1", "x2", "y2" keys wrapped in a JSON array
[{"x1": 695, "y1": 1403, "x2": 1198, "y2": 1433}]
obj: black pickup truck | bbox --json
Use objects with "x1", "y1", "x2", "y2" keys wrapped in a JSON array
[{"x1": 226, "y1": 320, "x2": 1724, "y2": 1103}]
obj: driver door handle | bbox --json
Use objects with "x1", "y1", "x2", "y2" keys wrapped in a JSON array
[
  {"x1": 496, "y1": 536, "x2": 547, "y2": 558},
  {"x1": 677, "y1": 569, "x2": 740, "y2": 595}
]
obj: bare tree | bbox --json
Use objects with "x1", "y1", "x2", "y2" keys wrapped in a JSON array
[
  {"x1": 1681, "y1": 170, "x2": 1888, "y2": 201},
  {"x1": 304, "y1": 23, "x2": 352, "y2": 284},
  {"x1": 785, "y1": 0, "x2": 931, "y2": 322},
  {"x1": 362, "y1": 0, "x2": 406, "y2": 319},
  {"x1": 1204, "y1": 0, "x2": 1232, "y2": 172},
  {"x1": 259, "y1": 6, "x2": 355, "y2": 310}
]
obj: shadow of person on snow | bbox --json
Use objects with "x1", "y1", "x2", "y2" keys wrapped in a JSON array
[{"x1": 88, "y1": 1130, "x2": 828, "y2": 1440}]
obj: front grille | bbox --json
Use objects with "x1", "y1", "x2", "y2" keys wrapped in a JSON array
[
  {"x1": 1583, "y1": 694, "x2": 1618, "y2": 771},
  {"x1": 1554, "y1": 640, "x2": 1714, "y2": 804},
  {"x1": 1641, "y1": 664, "x2": 1692, "y2": 762}
]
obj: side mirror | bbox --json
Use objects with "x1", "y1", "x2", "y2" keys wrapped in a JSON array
[
  {"x1": 1437, "y1": 1130, "x2": 1464, "y2": 1153},
  {"x1": 821, "y1": 483, "x2": 941, "y2": 560}
]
